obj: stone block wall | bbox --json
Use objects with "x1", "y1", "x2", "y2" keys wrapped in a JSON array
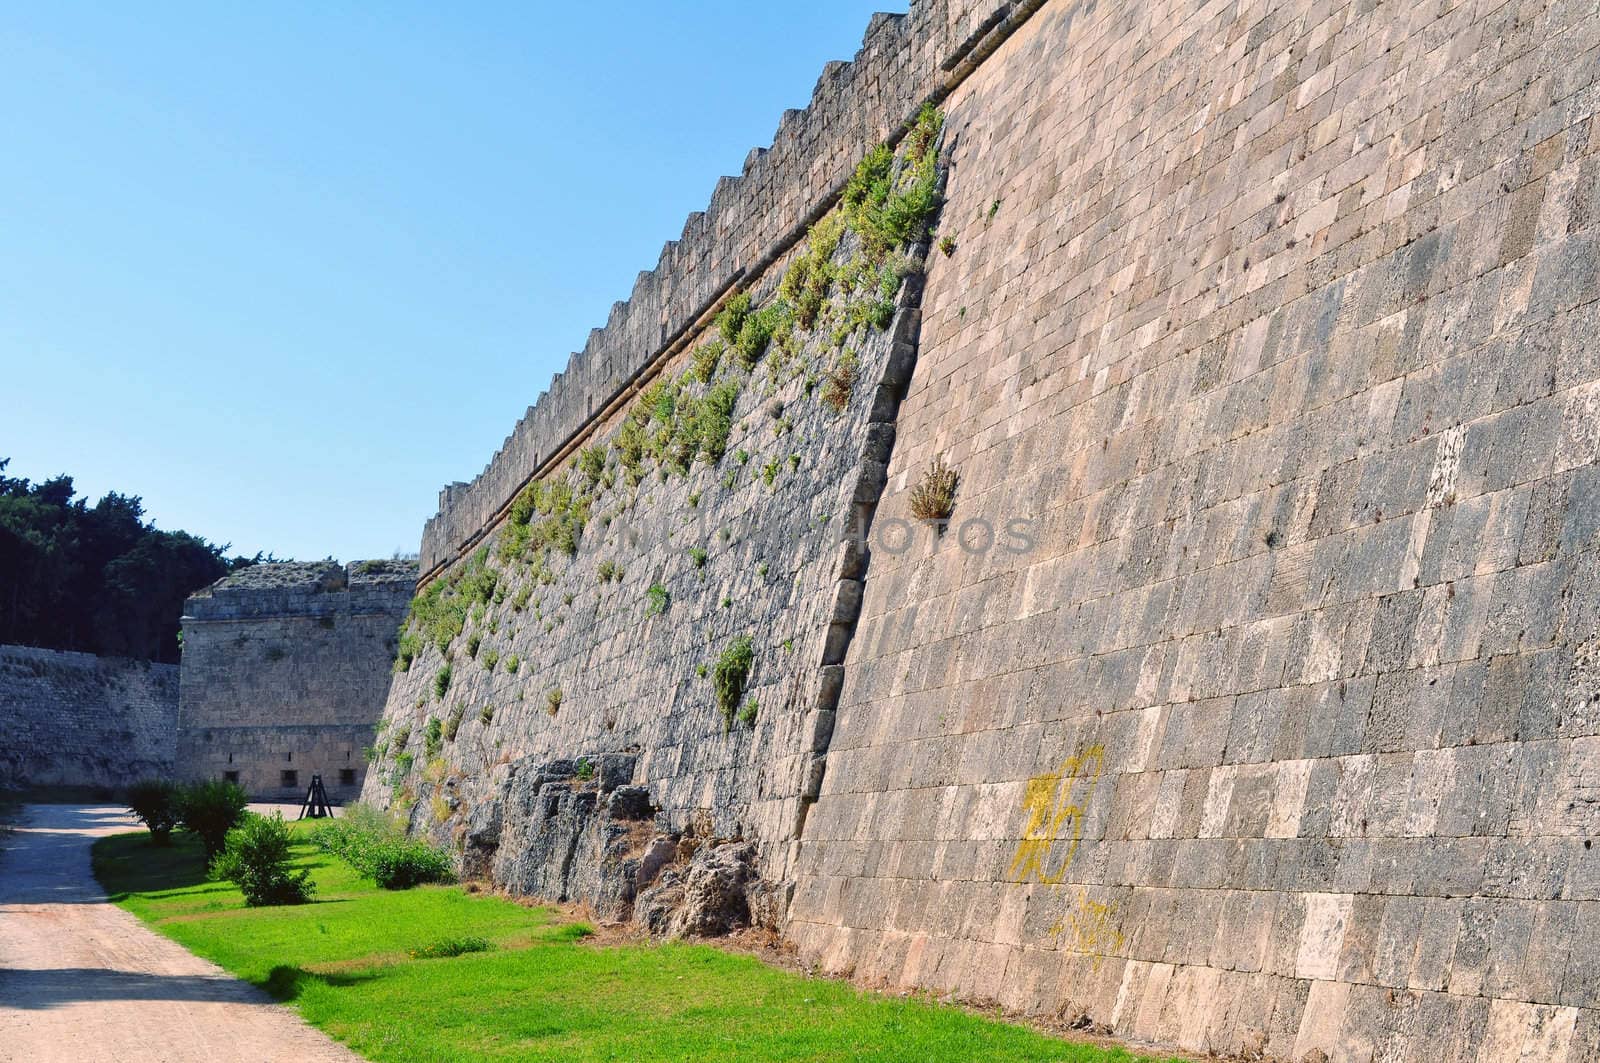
[
  {"x1": 176, "y1": 560, "x2": 416, "y2": 800},
  {"x1": 378, "y1": 0, "x2": 1600, "y2": 1058},
  {"x1": 786, "y1": 1, "x2": 1600, "y2": 1059},
  {"x1": 0, "y1": 644, "x2": 178, "y2": 793}
]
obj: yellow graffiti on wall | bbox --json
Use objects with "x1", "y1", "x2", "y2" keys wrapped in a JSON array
[
  {"x1": 1007, "y1": 744, "x2": 1105, "y2": 885},
  {"x1": 1048, "y1": 890, "x2": 1126, "y2": 971}
]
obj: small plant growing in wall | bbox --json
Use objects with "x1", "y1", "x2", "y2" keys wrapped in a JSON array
[
  {"x1": 597, "y1": 559, "x2": 623, "y2": 583},
  {"x1": 939, "y1": 234, "x2": 956, "y2": 256},
  {"x1": 481, "y1": 648, "x2": 499, "y2": 671},
  {"x1": 738, "y1": 697, "x2": 758, "y2": 727},
  {"x1": 546, "y1": 688, "x2": 563, "y2": 717},
  {"x1": 466, "y1": 633, "x2": 481, "y2": 659},
  {"x1": 645, "y1": 583, "x2": 669, "y2": 616},
  {"x1": 444, "y1": 703, "x2": 465, "y2": 741},
  {"x1": 821, "y1": 350, "x2": 859, "y2": 413},
  {"x1": 575, "y1": 757, "x2": 596, "y2": 782},
  {"x1": 713, "y1": 636, "x2": 755, "y2": 734},
  {"x1": 424, "y1": 717, "x2": 444, "y2": 758},
  {"x1": 689, "y1": 547, "x2": 708, "y2": 571},
  {"x1": 433, "y1": 664, "x2": 452, "y2": 700},
  {"x1": 908, "y1": 455, "x2": 959, "y2": 526},
  {"x1": 505, "y1": 655, "x2": 520, "y2": 674},
  {"x1": 478, "y1": 704, "x2": 495, "y2": 725}
]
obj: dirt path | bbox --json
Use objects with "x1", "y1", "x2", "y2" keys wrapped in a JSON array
[{"x1": 0, "y1": 804, "x2": 362, "y2": 1063}]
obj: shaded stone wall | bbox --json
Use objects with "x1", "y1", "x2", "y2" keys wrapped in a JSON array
[
  {"x1": 177, "y1": 560, "x2": 415, "y2": 800},
  {"x1": 0, "y1": 644, "x2": 178, "y2": 793},
  {"x1": 788, "y1": 1, "x2": 1600, "y2": 1059}
]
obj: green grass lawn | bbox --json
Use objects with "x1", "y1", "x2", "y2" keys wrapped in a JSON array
[{"x1": 94, "y1": 824, "x2": 1176, "y2": 1063}]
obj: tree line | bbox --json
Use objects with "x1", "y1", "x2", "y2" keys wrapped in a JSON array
[{"x1": 0, "y1": 458, "x2": 271, "y2": 663}]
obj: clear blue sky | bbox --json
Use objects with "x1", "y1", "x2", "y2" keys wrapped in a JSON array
[{"x1": 1, "y1": 1, "x2": 904, "y2": 561}]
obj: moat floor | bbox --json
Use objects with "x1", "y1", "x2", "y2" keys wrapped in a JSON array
[{"x1": 0, "y1": 804, "x2": 361, "y2": 1063}]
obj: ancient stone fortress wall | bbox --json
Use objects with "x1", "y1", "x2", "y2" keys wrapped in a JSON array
[
  {"x1": 379, "y1": 0, "x2": 1600, "y2": 1058},
  {"x1": 786, "y1": 0, "x2": 1600, "y2": 1059},
  {"x1": 177, "y1": 560, "x2": 416, "y2": 800},
  {"x1": 415, "y1": 0, "x2": 1024, "y2": 582},
  {"x1": 0, "y1": 644, "x2": 178, "y2": 793}
]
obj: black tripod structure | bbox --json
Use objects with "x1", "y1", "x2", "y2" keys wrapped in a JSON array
[{"x1": 297, "y1": 773, "x2": 335, "y2": 819}]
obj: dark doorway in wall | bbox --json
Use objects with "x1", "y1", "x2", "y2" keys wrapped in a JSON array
[
  {"x1": 224, "y1": 770, "x2": 240, "y2": 784},
  {"x1": 339, "y1": 768, "x2": 357, "y2": 786},
  {"x1": 281, "y1": 769, "x2": 299, "y2": 789}
]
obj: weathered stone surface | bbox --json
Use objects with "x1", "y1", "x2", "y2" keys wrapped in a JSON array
[
  {"x1": 371, "y1": 0, "x2": 1600, "y2": 1057},
  {"x1": 176, "y1": 560, "x2": 414, "y2": 800},
  {"x1": 0, "y1": 645, "x2": 177, "y2": 793}
]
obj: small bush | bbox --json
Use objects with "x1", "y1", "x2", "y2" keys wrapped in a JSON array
[
  {"x1": 738, "y1": 698, "x2": 758, "y2": 727},
  {"x1": 597, "y1": 559, "x2": 623, "y2": 583},
  {"x1": 578, "y1": 444, "x2": 607, "y2": 486},
  {"x1": 505, "y1": 655, "x2": 520, "y2": 674},
  {"x1": 212, "y1": 812, "x2": 314, "y2": 907},
  {"x1": 575, "y1": 758, "x2": 595, "y2": 782},
  {"x1": 546, "y1": 688, "x2": 563, "y2": 717},
  {"x1": 689, "y1": 547, "x2": 708, "y2": 570},
  {"x1": 424, "y1": 717, "x2": 444, "y2": 759},
  {"x1": 481, "y1": 648, "x2": 499, "y2": 671},
  {"x1": 909, "y1": 455, "x2": 959, "y2": 524},
  {"x1": 713, "y1": 636, "x2": 755, "y2": 733},
  {"x1": 478, "y1": 704, "x2": 495, "y2": 725},
  {"x1": 645, "y1": 583, "x2": 669, "y2": 616},
  {"x1": 409, "y1": 936, "x2": 490, "y2": 960},
  {"x1": 126, "y1": 779, "x2": 182, "y2": 845},
  {"x1": 179, "y1": 779, "x2": 249, "y2": 862},
  {"x1": 433, "y1": 664, "x2": 452, "y2": 700},
  {"x1": 310, "y1": 805, "x2": 455, "y2": 889},
  {"x1": 716, "y1": 291, "x2": 751, "y2": 345},
  {"x1": 466, "y1": 633, "x2": 481, "y2": 659}
]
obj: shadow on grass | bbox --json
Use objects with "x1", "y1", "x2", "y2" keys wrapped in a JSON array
[{"x1": 263, "y1": 964, "x2": 378, "y2": 1002}]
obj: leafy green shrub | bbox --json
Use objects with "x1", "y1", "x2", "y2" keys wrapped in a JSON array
[
  {"x1": 505, "y1": 655, "x2": 520, "y2": 674},
  {"x1": 409, "y1": 935, "x2": 490, "y2": 959},
  {"x1": 433, "y1": 664, "x2": 452, "y2": 700},
  {"x1": 310, "y1": 805, "x2": 455, "y2": 890},
  {"x1": 645, "y1": 583, "x2": 669, "y2": 616},
  {"x1": 481, "y1": 648, "x2": 499, "y2": 671},
  {"x1": 697, "y1": 380, "x2": 741, "y2": 461},
  {"x1": 212, "y1": 812, "x2": 314, "y2": 907},
  {"x1": 179, "y1": 779, "x2": 249, "y2": 861},
  {"x1": 126, "y1": 779, "x2": 182, "y2": 845},
  {"x1": 578, "y1": 445, "x2": 607, "y2": 486},
  {"x1": 689, "y1": 547, "x2": 708, "y2": 570},
  {"x1": 713, "y1": 636, "x2": 755, "y2": 733},
  {"x1": 738, "y1": 698, "x2": 758, "y2": 727},
  {"x1": 575, "y1": 758, "x2": 595, "y2": 782},
  {"x1": 424, "y1": 717, "x2": 444, "y2": 758},
  {"x1": 691, "y1": 339, "x2": 724, "y2": 383},
  {"x1": 394, "y1": 630, "x2": 421, "y2": 673},
  {"x1": 716, "y1": 292, "x2": 751, "y2": 344}
]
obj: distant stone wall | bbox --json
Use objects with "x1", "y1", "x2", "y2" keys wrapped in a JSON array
[
  {"x1": 416, "y1": 0, "x2": 1027, "y2": 580},
  {"x1": 0, "y1": 644, "x2": 177, "y2": 793},
  {"x1": 176, "y1": 560, "x2": 415, "y2": 800}
]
